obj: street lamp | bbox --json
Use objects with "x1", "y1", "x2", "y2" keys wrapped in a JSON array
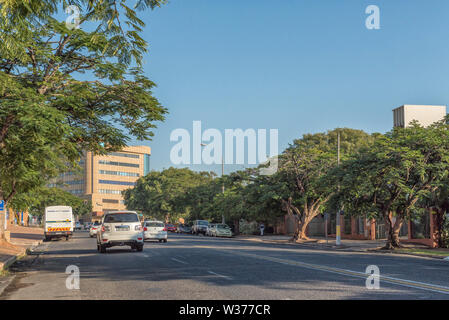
[
  {"x1": 336, "y1": 131, "x2": 342, "y2": 246},
  {"x1": 200, "y1": 143, "x2": 225, "y2": 224}
]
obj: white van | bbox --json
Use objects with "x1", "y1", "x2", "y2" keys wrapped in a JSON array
[{"x1": 44, "y1": 206, "x2": 74, "y2": 241}]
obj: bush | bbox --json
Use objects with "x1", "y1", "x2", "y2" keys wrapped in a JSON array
[{"x1": 239, "y1": 219, "x2": 259, "y2": 235}]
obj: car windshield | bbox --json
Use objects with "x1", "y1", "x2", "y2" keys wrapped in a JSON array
[
  {"x1": 198, "y1": 221, "x2": 208, "y2": 225},
  {"x1": 104, "y1": 213, "x2": 139, "y2": 223},
  {"x1": 217, "y1": 224, "x2": 230, "y2": 229},
  {"x1": 146, "y1": 222, "x2": 164, "y2": 227}
]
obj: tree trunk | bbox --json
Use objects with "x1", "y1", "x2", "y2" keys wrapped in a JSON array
[
  {"x1": 434, "y1": 209, "x2": 445, "y2": 248},
  {"x1": 294, "y1": 214, "x2": 315, "y2": 241},
  {"x1": 384, "y1": 213, "x2": 404, "y2": 249},
  {"x1": 297, "y1": 219, "x2": 309, "y2": 240},
  {"x1": 233, "y1": 219, "x2": 240, "y2": 236}
]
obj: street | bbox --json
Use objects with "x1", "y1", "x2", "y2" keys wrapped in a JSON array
[{"x1": 1, "y1": 231, "x2": 449, "y2": 300}]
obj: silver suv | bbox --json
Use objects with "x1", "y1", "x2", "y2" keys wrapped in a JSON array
[
  {"x1": 192, "y1": 220, "x2": 209, "y2": 235},
  {"x1": 97, "y1": 211, "x2": 144, "y2": 253}
]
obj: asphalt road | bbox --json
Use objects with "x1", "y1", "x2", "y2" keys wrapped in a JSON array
[{"x1": 1, "y1": 231, "x2": 449, "y2": 300}]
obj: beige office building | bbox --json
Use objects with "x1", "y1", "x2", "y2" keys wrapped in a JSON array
[
  {"x1": 52, "y1": 146, "x2": 151, "y2": 219},
  {"x1": 393, "y1": 105, "x2": 446, "y2": 128}
]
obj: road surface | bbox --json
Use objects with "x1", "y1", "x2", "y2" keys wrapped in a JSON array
[{"x1": 1, "y1": 231, "x2": 449, "y2": 299}]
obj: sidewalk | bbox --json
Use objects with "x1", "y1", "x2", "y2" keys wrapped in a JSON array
[
  {"x1": 235, "y1": 234, "x2": 432, "y2": 253},
  {"x1": 0, "y1": 225, "x2": 44, "y2": 271}
]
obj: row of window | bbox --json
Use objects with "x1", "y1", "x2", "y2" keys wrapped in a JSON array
[
  {"x1": 108, "y1": 152, "x2": 140, "y2": 159},
  {"x1": 103, "y1": 199, "x2": 119, "y2": 204},
  {"x1": 98, "y1": 180, "x2": 136, "y2": 186},
  {"x1": 68, "y1": 190, "x2": 84, "y2": 195},
  {"x1": 99, "y1": 160, "x2": 139, "y2": 168},
  {"x1": 99, "y1": 170, "x2": 139, "y2": 177},
  {"x1": 102, "y1": 199, "x2": 126, "y2": 205},
  {"x1": 98, "y1": 189, "x2": 122, "y2": 195},
  {"x1": 64, "y1": 180, "x2": 85, "y2": 185}
]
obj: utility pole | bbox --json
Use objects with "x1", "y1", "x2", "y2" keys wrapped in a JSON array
[
  {"x1": 336, "y1": 131, "x2": 341, "y2": 246},
  {"x1": 221, "y1": 154, "x2": 225, "y2": 224},
  {"x1": 201, "y1": 143, "x2": 225, "y2": 224}
]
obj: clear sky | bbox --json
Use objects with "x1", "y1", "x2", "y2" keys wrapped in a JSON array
[{"x1": 126, "y1": 0, "x2": 449, "y2": 173}]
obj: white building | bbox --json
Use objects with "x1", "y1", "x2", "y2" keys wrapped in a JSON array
[{"x1": 393, "y1": 105, "x2": 446, "y2": 128}]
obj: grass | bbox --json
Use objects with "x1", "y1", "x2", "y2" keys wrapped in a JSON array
[
  {"x1": 0, "y1": 269, "x2": 10, "y2": 277},
  {"x1": 396, "y1": 248, "x2": 449, "y2": 257}
]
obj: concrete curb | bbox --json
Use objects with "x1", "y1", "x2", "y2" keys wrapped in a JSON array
[
  {"x1": 235, "y1": 236, "x2": 449, "y2": 260},
  {"x1": 0, "y1": 274, "x2": 16, "y2": 297},
  {"x1": 0, "y1": 239, "x2": 43, "y2": 272}
]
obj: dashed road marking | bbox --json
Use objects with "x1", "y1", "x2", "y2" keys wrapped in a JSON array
[
  {"x1": 208, "y1": 271, "x2": 232, "y2": 280},
  {"x1": 171, "y1": 258, "x2": 188, "y2": 265}
]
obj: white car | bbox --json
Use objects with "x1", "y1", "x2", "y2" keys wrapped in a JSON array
[
  {"x1": 143, "y1": 221, "x2": 168, "y2": 243},
  {"x1": 97, "y1": 211, "x2": 144, "y2": 253},
  {"x1": 89, "y1": 223, "x2": 101, "y2": 237},
  {"x1": 206, "y1": 223, "x2": 217, "y2": 236}
]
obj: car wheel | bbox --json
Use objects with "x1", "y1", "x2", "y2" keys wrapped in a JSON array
[
  {"x1": 100, "y1": 244, "x2": 106, "y2": 253},
  {"x1": 137, "y1": 244, "x2": 143, "y2": 252},
  {"x1": 164, "y1": 239, "x2": 168, "y2": 243}
]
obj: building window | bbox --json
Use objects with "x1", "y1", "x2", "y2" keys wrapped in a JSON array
[
  {"x1": 99, "y1": 160, "x2": 139, "y2": 168},
  {"x1": 68, "y1": 189, "x2": 84, "y2": 195},
  {"x1": 64, "y1": 180, "x2": 85, "y2": 185},
  {"x1": 99, "y1": 180, "x2": 136, "y2": 186},
  {"x1": 108, "y1": 152, "x2": 140, "y2": 159},
  {"x1": 99, "y1": 170, "x2": 139, "y2": 177},
  {"x1": 99, "y1": 189, "x2": 122, "y2": 194},
  {"x1": 103, "y1": 199, "x2": 119, "y2": 204}
]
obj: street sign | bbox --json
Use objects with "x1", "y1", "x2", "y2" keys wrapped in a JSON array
[{"x1": 0, "y1": 200, "x2": 4, "y2": 211}]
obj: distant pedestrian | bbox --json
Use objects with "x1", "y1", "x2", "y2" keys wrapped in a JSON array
[{"x1": 260, "y1": 223, "x2": 265, "y2": 236}]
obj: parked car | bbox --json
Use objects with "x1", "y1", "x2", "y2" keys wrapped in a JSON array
[
  {"x1": 74, "y1": 221, "x2": 82, "y2": 231},
  {"x1": 213, "y1": 224, "x2": 233, "y2": 237},
  {"x1": 206, "y1": 223, "x2": 217, "y2": 236},
  {"x1": 143, "y1": 221, "x2": 168, "y2": 243},
  {"x1": 89, "y1": 221, "x2": 101, "y2": 237},
  {"x1": 177, "y1": 224, "x2": 192, "y2": 233},
  {"x1": 165, "y1": 224, "x2": 177, "y2": 232},
  {"x1": 192, "y1": 220, "x2": 209, "y2": 235},
  {"x1": 96, "y1": 211, "x2": 144, "y2": 253}
]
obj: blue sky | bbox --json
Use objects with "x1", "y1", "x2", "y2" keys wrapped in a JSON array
[{"x1": 123, "y1": 0, "x2": 449, "y2": 173}]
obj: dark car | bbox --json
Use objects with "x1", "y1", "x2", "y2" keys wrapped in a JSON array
[
  {"x1": 165, "y1": 224, "x2": 177, "y2": 232},
  {"x1": 177, "y1": 224, "x2": 192, "y2": 233}
]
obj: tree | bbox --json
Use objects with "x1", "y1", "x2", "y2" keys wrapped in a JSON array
[
  {"x1": 332, "y1": 123, "x2": 449, "y2": 249},
  {"x1": 0, "y1": 0, "x2": 167, "y2": 237},
  {"x1": 123, "y1": 168, "x2": 215, "y2": 222},
  {"x1": 10, "y1": 187, "x2": 92, "y2": 221},
  {"x1": 277, "y1": 128, "x2": 374, "y2": 241}
]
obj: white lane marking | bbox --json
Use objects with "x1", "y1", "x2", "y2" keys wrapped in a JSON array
[
  {"x1": 171, "y1": 258, "x2": 188, "y2": 265},
  {"x1": 224, "y1": 250, "x2": 449, "y2": 295},
  {"x1": 143, "y1": 254, "x2": 149, "y2": 258},
  {"x1": 208, "y1": 270, "x2": 232, "y2": 280}
]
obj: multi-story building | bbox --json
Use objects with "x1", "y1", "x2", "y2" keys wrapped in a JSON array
[
  {"x1": 393, "y1": 105, "x2": 446, "y2": 128},
  {"x1": 52, "y1": 146, "x2": 151, "y2": 219}
]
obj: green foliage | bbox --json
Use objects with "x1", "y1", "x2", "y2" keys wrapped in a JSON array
[
  {"x1": 0, "y1": 1, "x2": 167, "y2": 214},
  {"x1": 123, "y1": 168, "x2": 215, "y2": 222},
  {"x1": 10, "y1": 187, "x2": 92, "y2": 218}
]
